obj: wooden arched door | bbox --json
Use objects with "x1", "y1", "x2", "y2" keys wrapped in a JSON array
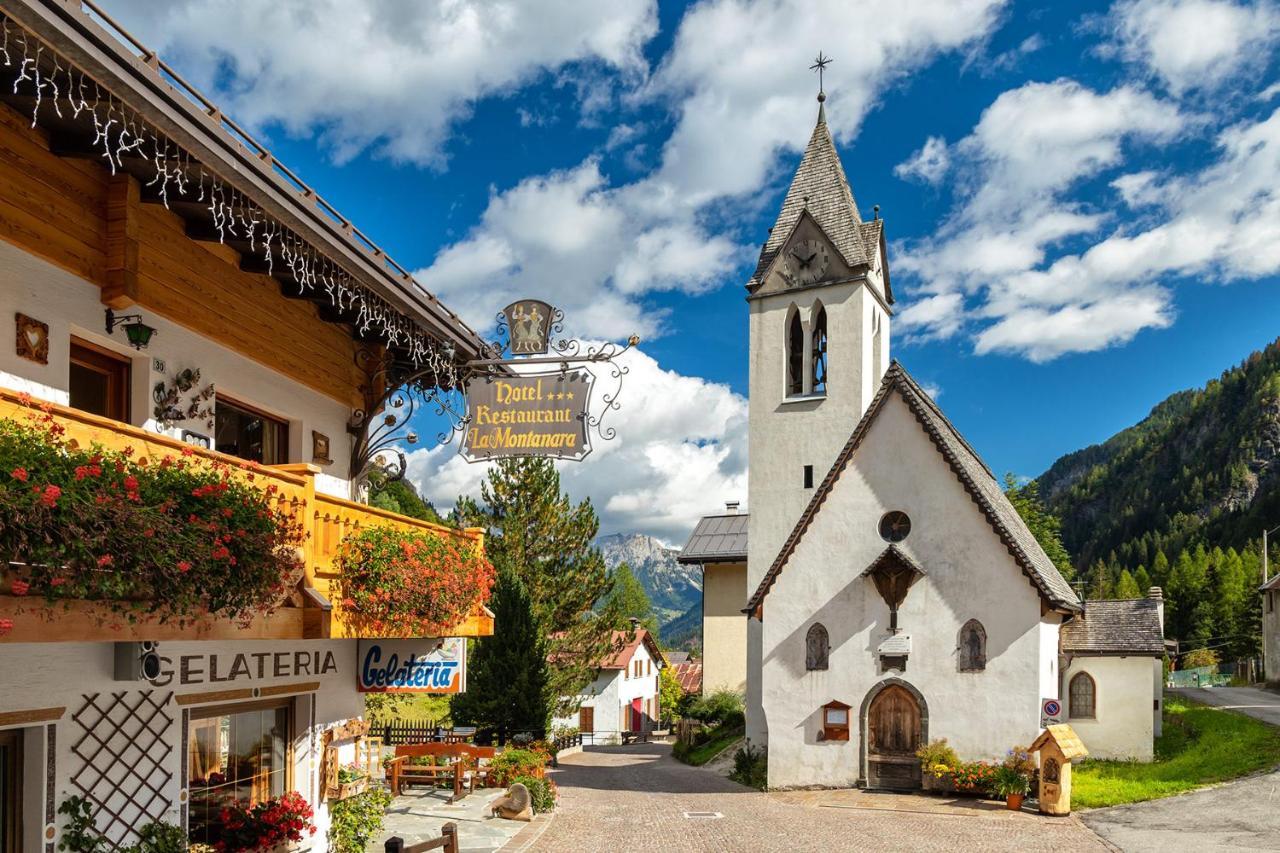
[{"x1": 866, "y1": 684, "x2": 922, "y2": 790}]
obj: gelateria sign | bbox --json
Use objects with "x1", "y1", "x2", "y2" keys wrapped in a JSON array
[
  {"x1": 461, "y1": 370, "x2": 593, "y2": 462},
  {"x1": 357, "y1": 638, "x2": 466, "y2": 694}
]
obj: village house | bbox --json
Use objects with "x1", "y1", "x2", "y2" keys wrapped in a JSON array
[
  {"x1": 1262, "y1": 571, "x2": 1280, "y2": 682},
  {"x1": 677, "y1": 506, "x2": 748, "y2": 695},
  {"x1": 682, "y1": 90, "x2": 1165, "y2": 789},
  {"x1": 552, "y1": 627, "x2": 665, "y2": 744},
  {"x1": 0, "y1": 2, "x2": 493, "y2": 849}
]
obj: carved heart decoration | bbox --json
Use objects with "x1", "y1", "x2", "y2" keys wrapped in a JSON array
[{"x1": 24, "y1": 328, "x2": 40, "y2": 348}]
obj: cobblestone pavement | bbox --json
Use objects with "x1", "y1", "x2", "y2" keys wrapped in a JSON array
[{"x1": 523, "y1": 743, "x2": 1110, "y2": 853}]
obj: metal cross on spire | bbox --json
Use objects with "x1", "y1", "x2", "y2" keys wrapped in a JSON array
[{"x1": 810, "y1": 51, "x2": 832, "y2": 102}]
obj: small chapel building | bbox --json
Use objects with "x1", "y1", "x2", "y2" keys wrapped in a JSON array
[{"x1": 680, "y1": 88, "x2": 1165, "y2": 790}]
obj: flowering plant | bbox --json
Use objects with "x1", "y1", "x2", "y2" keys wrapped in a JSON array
[
  {"x1": 211, "y1": 790, "x2": 315, "y2": 852},
  {"x1": 489, "y1": 747, "x2": 549, "y2": 786},
  {"x1": 0, "y1": 397, "x2": 303, "y2": 632},
  {"x1": 949, "y1": 760, "x2": 1000, "y2": 793},
  {"x1": 333, "y1": 525, "x2": 494, "y2": 636}
]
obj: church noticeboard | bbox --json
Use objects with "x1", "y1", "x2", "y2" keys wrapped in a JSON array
[
  {"x1": 461, "y1": 370, "x2": 593, "y2": 462},
  {"x1": 357, "y1": 638, "x2": 466, "y2": 694}
]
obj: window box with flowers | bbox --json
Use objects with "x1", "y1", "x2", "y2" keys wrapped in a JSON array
[
  {"x1": 332, "y1": 525, "x2": 495, "y2": 638},
  {"x1": 0, "y1": 397, "x2": 303, "y2": 637}
]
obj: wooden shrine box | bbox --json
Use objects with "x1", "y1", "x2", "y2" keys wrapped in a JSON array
[{"x1": 1030, "y1": 724, "x2": 1088, "y2": 816}]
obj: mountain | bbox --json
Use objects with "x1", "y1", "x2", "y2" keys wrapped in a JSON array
[
  {"x1": 1033, "y1": 338, "x2": 1280, "y2": 657},
  {"x1": 597, "y1": 532, "x2": 703, "y2": 638},
  {"x1": 1038, "y1": 337, "x2": 1280, "y2": 574}
]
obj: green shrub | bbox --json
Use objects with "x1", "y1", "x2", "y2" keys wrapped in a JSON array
[
  {"x1": 490, "y1": 748, "x2": 548, "y2": 786},
  {"x1": 686, "y1": 689, "x2": 744, "y2": 726},
  {"x1": 126, "y1": 822, "x2": 187, "y2": 853},
  {"x1": 729, "y1": 741, "x2": 767, "y2": 790},
  {"x1": 328, "y1": 788, "x2": 393, "y2": 853},
  {"x1": 989, "y1": 764, "x2": 1031, "y2": 798},
  {"x1": 511, "y1": 775, "x2": 558, "y2": 813},
  {"x1": 915, "y1": 738, "x2": 960, "y2": 775}
]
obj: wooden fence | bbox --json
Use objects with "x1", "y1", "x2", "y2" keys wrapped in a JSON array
[{"x1": 384, "y1": 823, "x2": 457, "y2": 853}]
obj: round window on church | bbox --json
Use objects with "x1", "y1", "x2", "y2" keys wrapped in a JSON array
[{"x1": 879, "y1": 511, "x2": 911, "y2": 542}]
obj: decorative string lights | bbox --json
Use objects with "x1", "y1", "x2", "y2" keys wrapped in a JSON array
[{"x1": 0, "y1": 15, "x2": 459, "y2": 380}]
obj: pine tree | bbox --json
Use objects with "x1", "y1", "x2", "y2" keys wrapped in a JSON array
[
  {"x1": 456, "y1": 458, "x2": 622, "y2": 715},
  {"x1": 606, "y1": 563, "x2": 657, "y2": 632},
  {"x1": 1004, "y1": 474, "x2": 1075, "y2": 581},
  {"x1": 451, "y1": 566, "x2": 549, "y2": 731},
  {"x1": 1152, "y1": 550, "x2": 1171, "y2": 588},
  {"x1": 1115, "y1": 569, "x2": 1141, "y2": 599},
  {"x1": 1134, "y1": 564, "x2": 1151, "y2": 593}
]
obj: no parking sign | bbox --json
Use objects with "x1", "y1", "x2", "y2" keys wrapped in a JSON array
[{"x1": 1041, "y1": 697, "x2": 1064, "y2": 726}]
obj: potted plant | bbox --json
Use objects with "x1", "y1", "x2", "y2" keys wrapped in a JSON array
[
  {"x1": 989, "y1": 764, "x2": 1031, "y2": 810},
  {"x1": 915, "y1": 739, "x2": 959, "y2": 793}
]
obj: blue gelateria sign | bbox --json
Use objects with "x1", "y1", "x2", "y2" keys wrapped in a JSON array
[{"x1": 356, "y1": 638, "x2": 466, "y2": 694}]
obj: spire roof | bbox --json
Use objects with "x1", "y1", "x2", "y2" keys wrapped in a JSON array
[{"x1": 747, "y1": 105, "x2": 882, "y2": 291}]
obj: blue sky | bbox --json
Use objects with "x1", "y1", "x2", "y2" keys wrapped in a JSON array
[{"x1": 108, "y1": 0, "x2": 1280, "y2": 541}]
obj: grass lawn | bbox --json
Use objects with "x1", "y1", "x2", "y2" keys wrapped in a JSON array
[
  {"x1": 1072, "y1": 695, "x2": 1280, "y2": 809},
  {"x1": 673, "y1": 724, "x2": 745, "y2": 766}
]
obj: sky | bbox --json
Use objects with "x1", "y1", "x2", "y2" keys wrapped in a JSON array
[{"x1": 104, "y1": 0, "x2": 1280, "y2": 543}]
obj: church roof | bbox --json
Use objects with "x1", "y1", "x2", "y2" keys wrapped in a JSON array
[
  {"x1": 678, "y1": 512, "x2": 749, "y2": 564},
  {"x1": 746, "y1": 105, "x2": 888, "y2": 295},
  {"x1": 1061, "y1": 598, "x2": 1164, "y2": 656},
  {"x1": 745, "y1": 361, "x2": 1082, "y2": 615}
]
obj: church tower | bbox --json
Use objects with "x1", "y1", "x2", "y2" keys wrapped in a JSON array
[{"x1": 744, "y1": 89, "x2": 893, "y2": 745}]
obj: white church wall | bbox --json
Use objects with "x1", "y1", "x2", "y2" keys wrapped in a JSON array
[
  {"x1": 1062, "y1": 655, "x2": 1156, "y2": 761},
  {"x1": 746, "y1": 278, "x2": 884, "y2": 748},
  {"x1": 759, "y1": 392, "x2": 1053, "y2": 789}
]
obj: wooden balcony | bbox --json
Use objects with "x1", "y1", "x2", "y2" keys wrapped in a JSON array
[{"x1": 0, "y1": 390, "x2": 493, "y2": 643}]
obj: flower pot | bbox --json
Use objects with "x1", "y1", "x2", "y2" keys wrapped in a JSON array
[
  {"x1": 1006, "y1": 793, "x2": 1024, "y2": 811},
  {"x1": 922, "y1": 773, "x2": 950, "y2": 794}
]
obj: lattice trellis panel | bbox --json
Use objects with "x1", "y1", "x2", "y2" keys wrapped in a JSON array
[{"x1": 71, "y1": 691, "x2": 175, "y2": 849}]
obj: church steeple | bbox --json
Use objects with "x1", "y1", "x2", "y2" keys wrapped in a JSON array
[{"x1": 746, "y1": 90, "x2": 886, "y2": 297}]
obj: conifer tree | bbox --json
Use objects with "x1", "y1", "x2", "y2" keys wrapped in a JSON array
[
  {"x1": 606, "y1": 563, "x2": 657, "y2": 632},
  {"x1": 456, "y1": 458, "x2": 622, "y2": 716},
  {"x1": 452, "y1": 566, "x2": 549, "y2": 731},
  {"x1": 1134, "y1": 565, "x2": 1151, "y2": 593},
  {"x1": 1115, "y1": 569, "x2": 1141, "y2": 599},
  {"x1": 1152, "y1": 550, "x2": 1171, "y2": 588},
  {"x1": 1004, "y1": 474, "x2": 1075, "y2": 581}
]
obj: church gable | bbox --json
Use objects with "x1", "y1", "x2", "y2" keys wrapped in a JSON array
[
  {"x1": 753, "y1": 209, "x2": 859, "y2": 297},
  {"x1": 746, "y1": 362, "x2": 1080, "y2": 615}
]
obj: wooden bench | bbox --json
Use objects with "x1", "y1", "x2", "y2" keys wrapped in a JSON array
[
  {"x1": 621, "y1": 730, "x2": 650, "y2": 745},
  {"x1": 387, "y1": 743, "x2": 497, "y2": 802}
]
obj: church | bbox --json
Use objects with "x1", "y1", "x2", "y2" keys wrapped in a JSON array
[{"x1": 680, "y1": 87, "x2": 1166, "y2": 790}]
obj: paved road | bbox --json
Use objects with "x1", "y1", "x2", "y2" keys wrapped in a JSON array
[
  {"x1": 1171, "y1": 685, "x2": 1280, "y2": 725},
  {"x1": 1081, "y1": 687, "x2": 1280, "y2": 852},
  {"x1": 523, "y1": 743, "x2": 1107, "y2": 853}
]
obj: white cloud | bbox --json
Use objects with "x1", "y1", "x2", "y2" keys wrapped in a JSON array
[
  {"x1": 1107, "y1": 0, "x2": 1280, "y2": 95},
  {"x1": 418, "y1": 0, "x2": 1007, "y2": 337},
  {"x1": 404, "y1": 347, "x2": 748, "y2": 541},
  {"x1": 895, "y1": 79, "x2": 1191, "y2": 359},
  {"x1": 100, "y1": 0, "x2": 659, "y2": 166},
  {"x1": 895, "y1": 136, "x2": 951, "y2": 184}
]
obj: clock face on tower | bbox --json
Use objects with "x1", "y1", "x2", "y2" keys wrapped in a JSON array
[{"x1": 783, "y1": 239, "x2": 830, "y2": 285}]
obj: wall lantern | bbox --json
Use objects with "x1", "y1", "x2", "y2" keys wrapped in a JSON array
[{"x1": 105, "y1": 308, "x2": 157, "y2": 350}]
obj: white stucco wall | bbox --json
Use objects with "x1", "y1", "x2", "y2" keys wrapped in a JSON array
[
  {"x1": 0, "y1": 239, "x2": 354, "y2": 497},
  {"x1": 0, "y1": 639, "x2": 365, "y2": 852},
  {"x1": 759, "y1": 392, "x2": 1059, "y2": 789},
  {"x1": 1062, "y1": 655, "x2": 1156, "y2": 761},
  {"x1": 702, "y1": 562, "x2": 747, "y2": 694},
  {"x1": 746, "y1": 265, "x2": 889, "y2": 746},
  {"x1": 553, "y1": 641, "x2": 663, "y2": 743}
]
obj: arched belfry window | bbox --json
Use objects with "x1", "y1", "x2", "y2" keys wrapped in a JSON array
[
  {"x1": 811, "y1": 304, "x2": 828, "y2": 394},
  {"x1": 1069, "y1": 672, "x2": 1096, "y2": 719},
  {"x1": 958, "y1": 619, "x2": 987, "y2": 672},
  {"x1": 805, "y1": 623, "x2": 829, "y2": 671},
  {"x1": 786, "y1": 307, "x2": 804, "y2": 397}
]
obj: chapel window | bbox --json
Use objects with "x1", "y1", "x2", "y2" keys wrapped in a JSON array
[
  {"x1": 1069, "y1": 672, "x2": 1096, "y2": 719},
  {"x1": 805, "y1": 623, "x2": 829, "y2": 671},
  {"x1": 879, "y1": 511, "x2": 911, "y2": 543},
  {"x1": 787, "y1": 308, "x2": 804, "y2": 397},
  {"x1": 811, "y1": 304, "x2": 828, "y2": 394},
  {"x1": 958, "y1": 620, "x2": 987, "y2": 672}
]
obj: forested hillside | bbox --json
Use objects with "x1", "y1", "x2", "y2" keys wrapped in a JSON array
[{"x1": 1034, "y1": 338, "x2": 1280, "y2": 658}]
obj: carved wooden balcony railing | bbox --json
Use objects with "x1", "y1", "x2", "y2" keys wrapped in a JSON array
[{"x1": 0, "y1": 389, "x2": 492, "y2": 643}]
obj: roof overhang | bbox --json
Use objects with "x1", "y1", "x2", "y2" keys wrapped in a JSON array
[{"x1": 2, "y1": 1, "x2": 489, "y2": 366}]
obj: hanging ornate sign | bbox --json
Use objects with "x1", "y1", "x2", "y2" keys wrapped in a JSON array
[
  {"x1": 461, "y1": 370, "x2": 593, "y2": 461},
  {"x1": 502, "y1": 299, "x2": 557, "y2": 355}
]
